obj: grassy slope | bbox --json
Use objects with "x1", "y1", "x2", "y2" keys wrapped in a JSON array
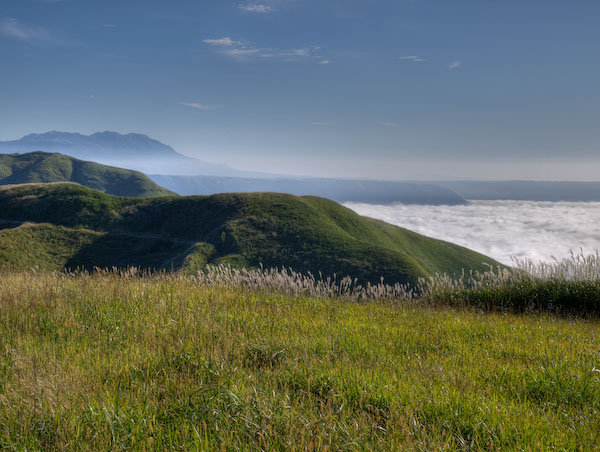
[
  {"x1": 0, "y1": 183, "x2": 498, "y2": 284},
  {"x1": 0, "y1": 151, "x2": 175, "y2": 197},
  {"x1": 0, "y1": 223, "x2": 100, "y2": 270},
  {"x1": 0, "y1": 272, "x2": 598, "y2": 451}
]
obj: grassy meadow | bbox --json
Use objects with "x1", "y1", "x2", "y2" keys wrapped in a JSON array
[{"x1": 1, "y1": 270, "x2": 599, "y2": 451}]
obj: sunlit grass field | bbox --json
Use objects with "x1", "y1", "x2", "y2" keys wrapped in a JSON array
[{"x1": 1, "y1": 271, "x2": 599, "y2": 451}]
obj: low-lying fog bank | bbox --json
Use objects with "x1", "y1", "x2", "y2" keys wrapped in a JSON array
[{"x1": 345, "y1": 200, "x2": 600, "y2": 265}]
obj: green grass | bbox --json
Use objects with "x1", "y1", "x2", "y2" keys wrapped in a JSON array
[
  {"x1": 432, "y1": 279, "x2": 600, "y2": 315},
  {"x1": 0, "y1": 223, "x2": 193, "y2": 272},
  {"x1": 0, "y1": 223, "x2": 100, "y2": 270},
  {"x1": 0, "y1": 183, "x2": 498, "y2": 284},
  {"x1": 414, "y1": 253, "x2": 600, "y2": 316},
  {"x1": 0, "y1": 151, "x2": 175, "y2": 197},
  {"x1": 0, "y1": 271, "x2": 599, "y2": 451}
]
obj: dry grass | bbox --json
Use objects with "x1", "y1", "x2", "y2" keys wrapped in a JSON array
[{"x1": 190, "y1": 252, "x2": 600, "y2": 315}]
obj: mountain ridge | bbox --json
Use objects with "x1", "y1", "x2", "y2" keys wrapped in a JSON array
[
  {"x1": 0, "y1": 131, "x2": 469, "y2": 204},
  {"x1": 0, "y1": 131, "x2": 249, "y2": 176},
  {"x1": 436, "y1": 180, "x2": 600, "y2": 202}
]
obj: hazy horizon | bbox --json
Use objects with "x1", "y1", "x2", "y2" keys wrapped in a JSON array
[
  {"x1": 2, "y1": 129, "x2": 600, "y2": 182},
  {"x1": 1, "y1": 1, "x2": 599, "y2": 180}
]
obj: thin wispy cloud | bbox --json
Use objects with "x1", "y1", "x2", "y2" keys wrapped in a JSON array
[
  {"x1": 382, "y1": 122, "x2": 397, "y2": 127},
  {"x1": 179, "y1": 102, "x2": 216, "y2": 110},
  {"x1": 227, "y1": 48, "x2": 264, "y2": 56},
  {"x1": 239, "y1": 3, "x2": 273, "y2": 13},
  {"x1": 308, "y1": 121, "x2": 336, "y2": 127},
  {"x1": 204, "y1": 36, "x2": 325, "y2": 63},
  {"x1": 290, "y1": 48, "x2": 309, "y2": 57},
  {"x1": 318, "y1": 60, "x2": 331, "y2": 65},
  {"x1": 0, "y1": 17, "x2": 76, "y2": 46},
  {"x1": 398, "y1": 55, "x2": 425, "y2": 62},
  {"x1": 0, "y1": 17, "x2": 52, "y2": 42},
  {"x1": 448, "y1": 60, "x2": 461, "y2": 69},
  {"x1": 203, "y1": 37, "x2": 239, "y2": 47}
]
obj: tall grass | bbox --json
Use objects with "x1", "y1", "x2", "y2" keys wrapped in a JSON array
[
  {"x1": 512, "y1": 250, "x2": 600, "y2": 281},
  {"x1": 194, "y1": 264, "x2": 418, "y2": 301},
  {"x1": 0, "y1": 270, "x2": 599, "y2": 450},
  {"x1": 424, "y1": 251, "x2": 600, "y2": 315},
  {"x1": 186, "y1": 251, "x2": 600, "y2": 316}
]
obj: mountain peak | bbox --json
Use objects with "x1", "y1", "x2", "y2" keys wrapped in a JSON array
[
  {"x1": 21, "y1": 131, "x2": 85, "y2": 142},
  {"x1": 4, "y1": 130, "x2": 182, "y2": 159}
]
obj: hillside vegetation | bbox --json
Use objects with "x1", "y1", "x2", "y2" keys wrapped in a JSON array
[
  {"x1": 0, "y1": 271, "x2": 599, "y2": 451},
  {"x1": 0, "y1": 183, "x2": 496, "y2": 284},
  {"x1": 0, "y1": 151, "x2": 175, "y2": 197}
]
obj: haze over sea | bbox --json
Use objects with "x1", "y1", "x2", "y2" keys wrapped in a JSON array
[{"x1": 345, "y1": 200, "x2": 600, "y2": 265}]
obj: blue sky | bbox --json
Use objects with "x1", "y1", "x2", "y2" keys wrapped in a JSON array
[{"x1": 1, "y1": 0, "x2": 599, "y2": 179}]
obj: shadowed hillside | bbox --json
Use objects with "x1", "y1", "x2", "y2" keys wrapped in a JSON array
[
  {"x1": 0, "y1": 183, "x2": 497, "y2": 283},
  {"x1": 0, "y1": 151, "x2": 175, "y2": 197}
]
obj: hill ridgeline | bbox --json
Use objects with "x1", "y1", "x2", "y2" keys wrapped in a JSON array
[
  {"x1": 0, "y1": 183, "x2": 497, "y2": 283},
  {"x1": 0, "y1": 151, "x2": 175, "y2": 197}
]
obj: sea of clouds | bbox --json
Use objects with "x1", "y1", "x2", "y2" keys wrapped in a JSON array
[{"x1": 344, "y1": 200, "x2": 600, "y2": 265}]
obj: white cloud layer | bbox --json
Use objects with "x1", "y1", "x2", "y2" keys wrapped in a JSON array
[
  {"x1": 203, "y1": 37, "x2": 239, "y2": 47},
  {"x1": 203, "y1": 37, "x2": 325, "y2": 63},
  {"x1": 344, "y1": 200, "x2": 600, "y2": 265},
  {"x1": 398, "y1": 55, "x2": 425, "y2": 62},
  {"x1": 448, "y1": 60, "x2": 461, "y2": 69}
]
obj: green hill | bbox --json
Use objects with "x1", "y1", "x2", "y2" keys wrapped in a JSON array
[
  {"x1": 0, "y1": 183, "x2": 498, "y2": 283},
  {"x1": 0, "y1": 151, "x2": 175, "y2": 197}
]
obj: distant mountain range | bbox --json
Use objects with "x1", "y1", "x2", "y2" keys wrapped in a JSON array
[
  {"x1": 3, "y1": 131, "x2": 600, "y2": 203},
  {"x1": 0, "y1": 131, "x2": 468, "y2": 205},
  {"x1": 0, "y1": 151, "x2": 175, "y2": 197},
  {"x1": 0, "y1": 131, "x2": 261, "y2": 177},
  {"x1": 0, "y1": 183, "x2": 497, "y2": 283},
  {"x1": 436, "y1": 181, "x2": 600, "y2": 202}
]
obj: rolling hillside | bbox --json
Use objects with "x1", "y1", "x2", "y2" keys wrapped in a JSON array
[
  {"x1": 0, "y1": 183, "x2": 497, "y2": 283},
  {"x1": 0, "y1": 151, "x2": 175, "y2": 197}
]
